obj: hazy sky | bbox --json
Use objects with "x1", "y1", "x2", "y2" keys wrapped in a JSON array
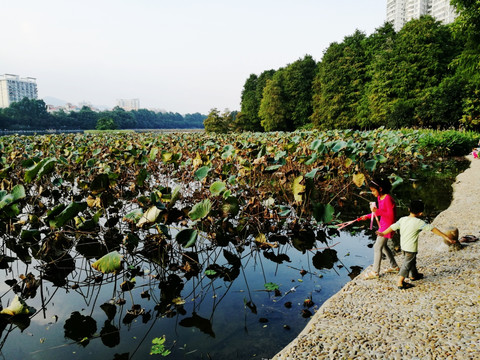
[{"x1": 2, "y1": 0, "x2": 386, "y2": 114}]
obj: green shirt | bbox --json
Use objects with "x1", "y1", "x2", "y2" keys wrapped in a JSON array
[{"x1": 390, "y1": 216, "x2": 434, "y2": 252}]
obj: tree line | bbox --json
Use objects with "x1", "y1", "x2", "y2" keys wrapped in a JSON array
[
  {"x1": 0, "y1": 98, "x2": 205, "y2": 130},
  {"x1": 205, "y1": 0, "x2": 480, "y2": 133}
]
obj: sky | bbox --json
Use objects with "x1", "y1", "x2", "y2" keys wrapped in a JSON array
[{"x1": 1, "y1": 0, "x2": 387, "y2": 115}]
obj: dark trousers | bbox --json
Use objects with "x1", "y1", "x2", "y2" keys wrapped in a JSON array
[{"x1": 399, "y1": 251, "x2": 418, "y2": 278}]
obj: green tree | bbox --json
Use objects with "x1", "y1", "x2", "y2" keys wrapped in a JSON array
[
  {"x1": 451, "y1": 0, "x2": 480, "y2": 81},
  {"x1": 3, "y1": 98, "x2": 52, "y2": 129},
  {"x1": 259, "y1": 77, "x2": 288, "y2": 131},
  {"x1": 282, "y1": 55, "x2": 317, "y2": 129},
  {"x1": 357, "y1": 22, "x2": 397, "y2": 127},
  {"x1": 238, "y1": 70, "x2": 276, "y2": 132},
  {"x1": 311, "y1": 30, "x2": 370, "y2": 129},
  {"x1": 101, "y1": 107, "x2": 136, "y2": 129},
  {"x1": 363, "y1": 16, "x2": 458, "y2": 128},
  {"x1": 70, "y1": 106, "x2": 99, "y2": 129},
  {"x1": 203, "y1": 108, "x2": 231, "y2": 133},
  {"x1": 96, "y1": 117, "x2": 117, "y2": 130}
]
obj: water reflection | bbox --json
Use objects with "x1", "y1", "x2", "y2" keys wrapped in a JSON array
[{"x1": 0, "y1": 160, "x2": 468, "y2": 360}]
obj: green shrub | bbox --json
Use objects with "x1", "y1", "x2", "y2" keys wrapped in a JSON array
[{"x1": 418, "y1": 130, "x2": 479, "y2": 156}]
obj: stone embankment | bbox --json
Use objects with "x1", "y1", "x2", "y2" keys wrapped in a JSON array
[{"x1": 273, "y1": 155, "x2": 480, "y2": 360}]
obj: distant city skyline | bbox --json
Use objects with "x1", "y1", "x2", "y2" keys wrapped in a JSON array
[{"x1": 2, "y1": 1, "x2": 388, "y2": 114}]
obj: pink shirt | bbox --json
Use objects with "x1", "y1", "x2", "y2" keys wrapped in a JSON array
[{"x1": 366, "y1": 194, "x2": 396, "y2": 238}]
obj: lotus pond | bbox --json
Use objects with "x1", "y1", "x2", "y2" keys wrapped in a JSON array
[{"x1": 0, "y1": 129, "x2": 473, "y2": 359}]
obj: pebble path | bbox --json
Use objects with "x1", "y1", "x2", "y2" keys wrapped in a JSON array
[{"x1": 272, "y1": 155, "x2": 480, "y2": 360}]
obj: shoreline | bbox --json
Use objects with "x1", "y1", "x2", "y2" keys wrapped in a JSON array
[{"x1": 273, "y1": 155, "x2": 480, "y2": 359}]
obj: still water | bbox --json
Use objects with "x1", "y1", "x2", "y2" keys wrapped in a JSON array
[{"x1": 0, "y1": 160, "x2": 469, "y2": 360}]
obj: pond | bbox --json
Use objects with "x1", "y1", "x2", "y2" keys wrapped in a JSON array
[{"x1": 0, "y1": 159, "x2": 469, "y2": 360}]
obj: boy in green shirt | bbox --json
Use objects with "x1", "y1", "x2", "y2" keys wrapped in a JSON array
[{"x1": 377, "y1": 200, "x2": 456, "y2": 289}]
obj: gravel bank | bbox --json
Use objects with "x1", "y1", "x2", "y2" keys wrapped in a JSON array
[{"x1": 273, "y1": 155, "x2": 480, "y2": 360}]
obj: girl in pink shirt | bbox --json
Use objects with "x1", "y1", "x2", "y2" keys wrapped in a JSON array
[{"x1": 360, "y1": 177, "x2": 399, "y2": 279}]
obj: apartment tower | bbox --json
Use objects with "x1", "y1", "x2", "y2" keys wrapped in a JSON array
[
  {"x1": 116, "y1": 98, "x2": 140, "y2": 111},
  {"x1": 0, "y1": 74, "x2": 38, "y2": 108},
  {"x1": 386, "y1": 0, "x2": 458, "y2": 31}
]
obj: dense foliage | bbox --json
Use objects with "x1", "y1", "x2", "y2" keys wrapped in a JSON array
[
  {"x1": 0, "y1": 98, "x2": 206, "y2": 130},
  {"x1": 235, "y1": 4, "x2": 480, "y2": 132}
]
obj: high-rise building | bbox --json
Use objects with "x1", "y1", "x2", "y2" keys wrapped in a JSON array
[
  {"x1": 386, "y1": 0, "x2": 458, "y2": 31},
  {"x1": 0, "y1": 74, "x2": 38, "y2": 108},
  {"x1": 116, "y1": 98, "x2": 140, "y2": 111}
]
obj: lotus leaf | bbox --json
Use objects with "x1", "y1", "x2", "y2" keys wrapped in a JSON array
[
  {"x1": 136, "y1": 168, "x2": 148, "y2": 187},
  {"x1": 92, "y1": 251, "x2": 123, "y2": 274},
  {"x1": 49, "y1": 202, "x2": 87, "y2": 228},
  {"x1": 278, "y1": 205, "x2": 291, "y2": 217},
  {"x1": 265, "y1": 164, "x2": 283, "y2": 171},
  {"x1": 222, "y1": 196, "x2": 239, "y2": 216},
  {"x1": 193, "y1": 153, "x2": 203, "y2": 168},
  {"x1": 90, "y1": 174, "x2": 110, "y2": 194},
  {"x1": 364, "y1": 159, "x2": 377, "y2": 172},
  {"x1": 137, "y1": 206, "x2": 161, "y2": 227},
  {"x1": 123, "y1": 233, "x2": 140, "y2": 252},
  {"x1": 0, "y1": 295, "x2": 35, "y2": 316},
  {"x1": 0, "y1": 185, "x2": 25, "y2": 210},
  {"x1": 331, "y1": 140, "x2": 347, "y2": 153},
  {"x1": 305, "y1": 168, "x2": 319, "y2": 179},
  {"x1": 149, "y1": 147, "x2": 159, "y2": 161},
  {"x1": 210, "y1": 181, "x2": 226, "y2": 196},
  {"x1": 176, "y1": 228, "x2": 198, "y2": 248},
  {"x1": 374, "y1": 154, "x2": 388, "y2": 163},
  {"x1": 313, "y1": 203, "x2": 335, "y2": 224},
  {"x1": 161, "y1": 152, "x2": 173, "y2": 163},
  {"x1": 168, "y1": 185, "x2": 181, "y2": 209},
  {"x1": 24, "y1": 157, "x2": 56, "y2": 183},
  {"x1": 194, "y1": 166, "x2": 210, "y2": 181},
  {"x1": 391, "y1": 176, "x2": 404, "y2": 189},
  {"x1": 292, "y1": 176, "x2": 305, "y2": 203},
  {"x1": 352, "y1": 173, "x2": 366, "y2": 187},
  {"x1": 188, "y1": 199, "x2": 212, "y2": 220}
]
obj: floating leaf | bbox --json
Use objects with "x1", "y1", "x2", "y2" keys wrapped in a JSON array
[
  {"x1": 49, "y1": 202, "x2": 87, "y2": 228},
  {"x1": 292, "y1": 176, "x2": 305, "y2": 203},
  {"x1": 150, "y1": 336, "x2": 171, "y2": 356},
  {"x1": 24, "y1": 157, "x2": 56, "y2": 183},
  {"x1": 123, "y1": 208, "x2": 143, "y2": 223},
  {"x1": 352, "y1": 173, "x2": 366, "y2": 187},
  {"x1": 305, "y1": 168, "x2": 319, "y2": 179},
  {"x1": 188, "y1": 199, "x2": 212, "y2": 220},
  {"x1": 0, "y1": 295, "x2": 35, "y2": 316},
  {"x1": 331, "y1": 140, "x2": 347, "y2": 153},
  {"x1": 210, "y1": 181, "x2": 226, "y2": 196},
  {"x1": 313, "y1": 203, "x2": 335, "y2": 224},
  {"x1": 265, "y1": 164, "x2": 283, "y2": 171},
  {"x1": 90, "y1": 174, "x2": 110, "y2": 195},
  {"x1": 168, "y1": 185, "x2": 181, "y2": 209},
  {"x1": 222, "y1": 196, "x2": 239, "y2": 216},
  {"x1": 136, "y1": 168, "x2": 148, "y2": 187},
  {"x1": 264, "y1": 282, "x2": 279, "y2": 291},
  {"x1": 137, "y1": 206, "x2": 161, "y2": 227},
  {"x1": 176, "y1": 229, "x2": 198, "y2": 248},
  {"x1": 194, "y1": 166, "x2": 210, "y2": 181},
  {"x1": 364, "y1": 159, "x2": 378, "y2": 172},
  {"x1": 0, "y1": 185, "x2": 25, "y2": 210},
  {"x1": 92, "y1": 251, "x2": 123, "y2": 274},
  {"x1": 391, "y1": 176, "x2": 404, "y2": 189}
]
